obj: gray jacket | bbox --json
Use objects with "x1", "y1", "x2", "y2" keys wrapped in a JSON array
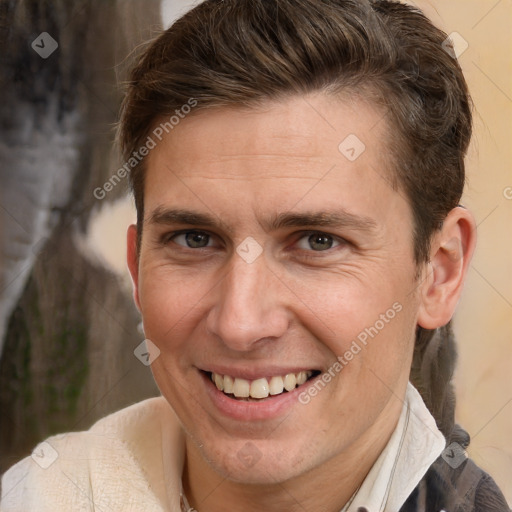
[{"x1": 399, "y1": 457, "x2": 510, "y2": 512}]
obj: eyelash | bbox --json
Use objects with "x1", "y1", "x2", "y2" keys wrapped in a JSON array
[{"x1": 161, "y1": 229, "x2": 349, "y2": 255}]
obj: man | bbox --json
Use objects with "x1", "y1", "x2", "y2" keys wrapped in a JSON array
[{"x1": 1, "y1": 0, "x2": 509, "y2": 511}]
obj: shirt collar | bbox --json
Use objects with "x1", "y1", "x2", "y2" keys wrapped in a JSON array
[{"x1": 340, "y1": 382, "x2": 446, "y2": 512}]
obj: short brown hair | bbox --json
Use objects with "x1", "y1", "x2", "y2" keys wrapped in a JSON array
[{"x1": 118, "y1": 0, "x2": 472, "y2": 443}]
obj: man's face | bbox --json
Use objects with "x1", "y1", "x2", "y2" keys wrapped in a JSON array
[{"x1": 130, "y1": 94, "x2": 424, "y2": 484}]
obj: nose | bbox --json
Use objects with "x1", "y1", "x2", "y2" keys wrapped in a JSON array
[{"x1": 205, "y1": 253, "x2": 289, "y2": 352}]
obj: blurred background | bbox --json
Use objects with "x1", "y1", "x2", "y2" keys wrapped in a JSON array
[{"x1": 0, "y1": 0, "x2": 510, "y2": 504}]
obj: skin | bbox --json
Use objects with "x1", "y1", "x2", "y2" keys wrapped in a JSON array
[{"x1": 127, "y1": 93, "x2": 476, "y2": 512}]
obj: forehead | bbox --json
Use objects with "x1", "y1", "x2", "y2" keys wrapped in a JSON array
[
  {"x1": 143, "y1": 93, "x2": 407, "y2": 227},
  {"x1": 150, "y1": 93, "x2": 392, "y2": 170}
]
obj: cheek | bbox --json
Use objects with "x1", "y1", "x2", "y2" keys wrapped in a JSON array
[
  {"x1": 285, "y1": 269, "x2": 407, "y2": 349},
  {"x1": 335, "y1": 297, "x2": 417, "y2": 403},
  {"x1": 289, "y1": 270, "x2": 417, "y2": 395},
  {"x1": 137, "y1": 265, "x2": 212, "y2": 347}
]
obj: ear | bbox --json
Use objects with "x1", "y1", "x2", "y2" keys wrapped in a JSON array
[
  {"x1": 127, "y1": 224, "x2": 142, "y2": 312},
  {"x1": 417, "y1": 206, "x2": 477, "y2": 329}
]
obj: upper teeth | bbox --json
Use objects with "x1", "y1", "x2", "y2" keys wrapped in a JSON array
[{"x1": 211, "y1": 371, "x2": 313, "y2": 399}]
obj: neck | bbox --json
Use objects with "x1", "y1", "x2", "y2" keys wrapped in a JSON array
[{"x1": 182, "y1": 399, "x2": 403, "y2": 512}]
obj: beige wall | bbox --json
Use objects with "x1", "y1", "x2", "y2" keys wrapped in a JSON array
[{"x1": 412, "y1": 0, "x2": 512, "y2": 502}]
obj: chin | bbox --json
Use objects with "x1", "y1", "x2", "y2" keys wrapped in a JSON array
[
  {"x1": 200, "y1": 437, "x2": 312, "y2": 485},
  {"x1": 213, "y1": 457, "x2": 297, "y2": 486}
]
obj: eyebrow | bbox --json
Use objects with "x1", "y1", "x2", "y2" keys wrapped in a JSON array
[
  {"x1": 267, "y1": 211, "x2": 377, "y2": 233},
  {"x1": 147, "y1": 207, "x2": 377, "y2": 233},
  {"x1": 148, "y1": 207, "x2": 218, "y2": 228}
]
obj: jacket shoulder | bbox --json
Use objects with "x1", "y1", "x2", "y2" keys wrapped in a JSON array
[{"x1": 400, "y1": 456, "x2": 510, "y2": 512}]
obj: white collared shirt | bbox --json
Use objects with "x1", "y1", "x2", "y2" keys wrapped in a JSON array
[{"x1": 340, "y1": 383, "x2": 446, "y2": 512}]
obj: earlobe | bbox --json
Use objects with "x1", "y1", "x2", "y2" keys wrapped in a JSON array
[
  {"x1": 127, "y1": 224, "x2": 142, "y2": 312},
  {"x1": 417, "y1": 207, "x2": 476, "y2": 329}
]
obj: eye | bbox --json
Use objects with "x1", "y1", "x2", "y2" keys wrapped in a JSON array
[
  {"x1": 296, "y1": 232, "x2": 341, "y2": 251},
  {"x1": 171, "y1": 231, "x2": 213, "y2": 249}
]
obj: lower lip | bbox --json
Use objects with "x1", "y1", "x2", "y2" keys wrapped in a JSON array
[{"x1": 200, "y1": 371, "x2": 315, "y2": 421}]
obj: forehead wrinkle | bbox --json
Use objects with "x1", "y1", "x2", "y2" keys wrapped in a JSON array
[
  {"x1": 173, "y1": 174, "x2": 322, "y2": 182},
  {"x1": 168, "y1": 156, "x2": 332, "y2": 181}
]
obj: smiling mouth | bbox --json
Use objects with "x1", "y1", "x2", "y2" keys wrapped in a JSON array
[{"x1": 207, "y1": 370, "x2": 321, "y2": 401}]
